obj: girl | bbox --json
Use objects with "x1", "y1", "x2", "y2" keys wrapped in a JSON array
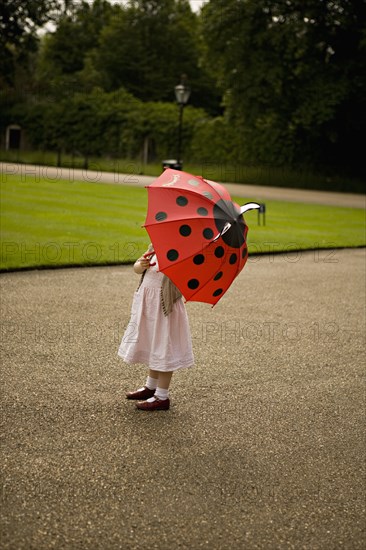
[{"x1": 118, "y1": 244, "x2": 194, "y2": 411}]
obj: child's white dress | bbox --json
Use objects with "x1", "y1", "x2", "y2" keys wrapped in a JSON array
[{"x1": 118, "y1": 256, "x2": 194, "y2": 372}]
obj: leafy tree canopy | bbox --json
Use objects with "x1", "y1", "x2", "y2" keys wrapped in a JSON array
[
  {"x1": 0, "y1": 0, "x2": 59, "y2": 85},
  {"x1": 1, "y1": 0, "x2": 365, "y2": 178},
  {"x1": 36, "y1": 0, "x2": 220, "y2": 112},
  {"x1": 202, "y1": 0, "x2": 366, "y2": 173}
]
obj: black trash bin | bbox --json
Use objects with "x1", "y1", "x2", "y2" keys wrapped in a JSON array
[{"x1": 162, "y1": 159, "x2": 182, "y2": 171}]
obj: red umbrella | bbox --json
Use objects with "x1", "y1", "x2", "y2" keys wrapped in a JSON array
[{"x1": 144, "y1": 169, "x2": 260, "y2": 305}]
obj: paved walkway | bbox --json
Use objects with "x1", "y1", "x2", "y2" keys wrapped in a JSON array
[
  {"x1": 1, "y1": 248, "x2": 365, "y2": 549},
  {"x1": 1, "y1": 162, "x2": 365, "y2": 208}
]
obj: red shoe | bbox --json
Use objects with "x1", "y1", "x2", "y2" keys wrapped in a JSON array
[
  {"x1": 136, "y1": 398, "x2": 170, "y2": 411},
  {"x1": 126, "y1": 387, "x2": 156, "y2": 400}
]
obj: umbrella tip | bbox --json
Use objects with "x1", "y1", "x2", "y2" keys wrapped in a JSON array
[{"x1": 240, "y1": 202, "x2": 261, "y2": 215}]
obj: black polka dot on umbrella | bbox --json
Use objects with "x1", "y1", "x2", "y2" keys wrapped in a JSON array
[
  {"x1": 214, "y1": 271, "x2": 223, "y2": 281},
  {"x1": 213, "y1": 288, "x2": 223, "y2": 297},
  {"x1": 229, "y1": 253, "x2": 238, "y2": 264},
  {"x1": 167, "y1": 249, "x2": 179, "y2": 261},
  {"x1": 197, "y1": 207, "x2": 208, "y2": 216},
  {"x1": 155, "y1": 211, "x2": 167, "y2": 221},
  {"x1": 193, "y1": 254, "x2": 205, "y2": 265},
  {"x1": 188, "y1": 179, "x2": 200, "y2": 187},
  {"x1": 203, "y1": 228, "x2": 214, "y2": 240},
  {"x1": 242, "y1": 247, "x2": 248, "y2": 259},
  {"x1": 203, "y1": 191, "x2": 213, "y2": 200},
  {"x1": 188, "y1": 279, "x2": 199, "y2": 290},
  {"x1": 215, "y1": 246, "x2": 225, "y2": 258},
  {"x1": 176, "y1": 196, "x2": 188, "y2": 206},
  {"x1": 179, "y1": 225, "x2": 191, "y2": 237}
]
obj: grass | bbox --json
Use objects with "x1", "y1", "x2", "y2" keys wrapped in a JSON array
[{"x1": 0, "y1": 174, "x2": 365, "y2": 271}]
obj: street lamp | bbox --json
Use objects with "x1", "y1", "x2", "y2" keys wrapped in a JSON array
[{"x1": 174, "y1": 76, "x2": 191, "y2": 170}]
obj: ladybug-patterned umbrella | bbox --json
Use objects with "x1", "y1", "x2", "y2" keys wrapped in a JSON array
[{"x1": 144, "y1": 169, "x2": 260, "y2": 305}]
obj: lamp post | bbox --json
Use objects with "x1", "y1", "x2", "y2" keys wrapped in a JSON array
[{"x1": 174, "y1": 76, "x2": 190, "y2": 170}]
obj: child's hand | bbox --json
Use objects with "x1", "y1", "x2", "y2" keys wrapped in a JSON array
[
  {"x1": 134, "y1": 250, "x2": 155, "y2": 274},
  {"x1": 139, "y1": 257, "x2": 152, "y2": 270},
  {"x1": 143, "y1": 250, "x2": 156, "y2": 267}
]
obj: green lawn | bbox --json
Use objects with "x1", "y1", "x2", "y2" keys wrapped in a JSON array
[{"x1": 0, "y1": 174, "x2": 365, "y2": 271}]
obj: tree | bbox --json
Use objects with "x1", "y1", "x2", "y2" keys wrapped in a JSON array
[
  {"x1": 0, "y1": 0, "x2": 58, "y2": 86},
  {"x1": 96, "y1": 0, "x2": 220, "y2": 111},
  {"x1": 35, "y1": 0, "x2": 116, "y2": 98},
  {"x1": 0, "y1": 0, "x2": 62, "y2": 148},
  {"x1": 33, "y1": 0, "x2": 220, "y2": 112},
  {"x1": 202, "y1": 0, "x2": 366, "y2": 175}
]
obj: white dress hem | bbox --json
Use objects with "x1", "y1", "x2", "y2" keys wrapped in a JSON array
[{"x1": 118, "y1": 257, "x2": 194, "y2": 373}]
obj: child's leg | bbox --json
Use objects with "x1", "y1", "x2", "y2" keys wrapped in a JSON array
[
  {"x1": 146, "y1": 369, "x2": 159, "y2": 389},
  {"x1": 157, "y1": 371, "x2": 172, "y2": 389},
  {"x1": 126, "y1": 369, "x2": 158, "y2": 399},
  {"x1": 135, "y1": 371, "x2": 173, "y2": 409},
  {"x1": 153, "y1": 371, "x2": 173, "y2": 401}
]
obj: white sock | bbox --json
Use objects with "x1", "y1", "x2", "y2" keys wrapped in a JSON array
[
  {"x1": 155, "y1": 387, "x2": 169, "y2": 401},
  {"x1": 145, "y1": 376, "x2": 158, "y2": 390}
]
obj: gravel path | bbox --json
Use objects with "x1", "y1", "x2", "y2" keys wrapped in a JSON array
[
  {"x1": 1, "y1": 162, "x2": 365, "y2": 208},
  {"x1": 1, "y1": 248, "x2": 365, "y2": 549}
]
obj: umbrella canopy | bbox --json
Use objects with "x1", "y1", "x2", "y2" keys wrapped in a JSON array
[{"x1": 144, "y1": 169, "x2": 259, "y2": 305}]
